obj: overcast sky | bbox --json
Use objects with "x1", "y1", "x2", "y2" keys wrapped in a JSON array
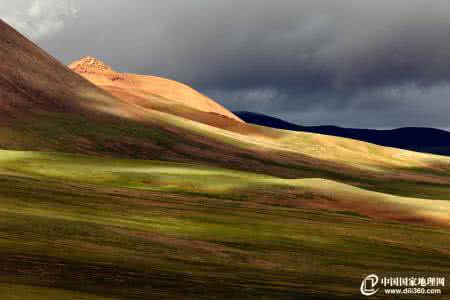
[{"x1": 2, "y1": 0, "x2": 450, "y2": 129}]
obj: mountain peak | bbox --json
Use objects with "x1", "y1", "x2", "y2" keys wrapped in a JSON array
[{"x1": 69, "y1": 56, "x2": 113, "y2": 73}]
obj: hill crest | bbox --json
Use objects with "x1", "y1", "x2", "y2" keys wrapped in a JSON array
[{"x1": 69, "y1": 56, "x2": 243, "y2": 123}]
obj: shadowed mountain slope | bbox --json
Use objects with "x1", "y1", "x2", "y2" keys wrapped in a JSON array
[
  {"x1": 0, "y1": 20, "x2": 141, "y2": 120},
  {"x1": 236, "y1": 111, "x2": 450, "y2": 156}
]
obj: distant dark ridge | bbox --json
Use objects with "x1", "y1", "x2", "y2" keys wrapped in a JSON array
[{"x1": 235, "y1": 111, "x2": 450, "y2": 156}]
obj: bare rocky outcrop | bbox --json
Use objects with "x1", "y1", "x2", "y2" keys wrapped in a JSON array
[{"x1": 69, "y1": 56, "x2": 114, "y2": 73}]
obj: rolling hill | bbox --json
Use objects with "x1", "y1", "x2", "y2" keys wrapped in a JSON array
[
  {"x1": 236, "y1": 111, "x2": 450, "y2": 156},
  {"x1": 0, "y1": 149, "x2": 449, "y2": 300},
  {"x1": 0, "y1": 18, "x2": 449, "y2": 299},
  {"x1": 69, "y1": 56, "x2": 243, "y2": 126}
]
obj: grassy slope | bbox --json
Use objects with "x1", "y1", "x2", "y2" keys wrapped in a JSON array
[
  {"x1": 0, "y1": 150, "x2": 449, "y2": 299},
  {"x1": 4, "y1": 109, "x2": 450, "y2": 201},
  {"x1": 1, "y1": 150, "x2": 449, "y2": 225}
]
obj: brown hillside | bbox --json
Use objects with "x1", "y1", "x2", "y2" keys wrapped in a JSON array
[
  {"x1": 0, "y1": 20, "x2": 136, "y2": 119},
  {"x1": 69, "y1": 56, "x2": 243, "y2": 124}
]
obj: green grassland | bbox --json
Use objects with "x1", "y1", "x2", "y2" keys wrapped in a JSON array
[
  {"x1": 5, "y1": 111, "x2": 450, "y2": 202},
  {"x1": 2, "y1": 19, "x2": 449, "y2": 299},
  {"x1": 0, "y1": 150, "x2": 448, "y2": 299}
]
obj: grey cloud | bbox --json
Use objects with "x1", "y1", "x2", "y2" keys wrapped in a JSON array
[
  {"x1": 3, "y1": 0, "x2": 450, "y2": 128},
  {"x1": 0, "y1": 0, "x2": 78, "y2": 40}
]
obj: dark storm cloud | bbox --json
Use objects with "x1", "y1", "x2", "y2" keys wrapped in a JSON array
[{"x1": 3, "y1": 0, "x2": 450, "y2": 128}]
